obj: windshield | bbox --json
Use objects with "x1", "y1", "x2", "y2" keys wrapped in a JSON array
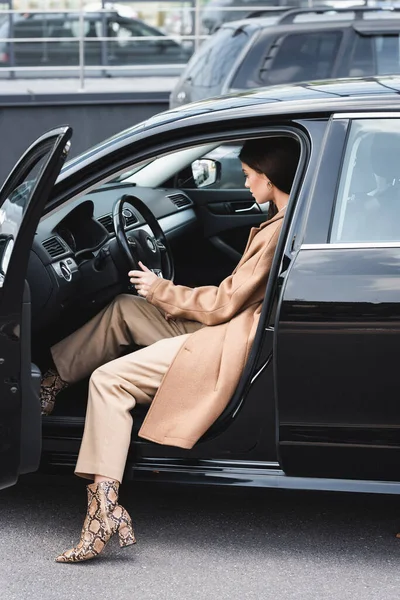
[
  {"x1": 182, "y1": 25, "x2": 252, "y2": 89},
  {"x1": 109, "y1": 160, "x2": 154, "y2": 183}
]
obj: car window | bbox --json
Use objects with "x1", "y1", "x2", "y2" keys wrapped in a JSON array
[
  {"x1": 184, "y1": 26, "x2": 251, "y2": 88},
  {"x1": 197, "y1": 143, "x2": 244, "y2": 189},
  {"x1": 115, "y1": 143, "x2": 243, "y2": 189},
  {"x1": 0, "y1": 155, "x2": 49, "y2": 285},
  {"x1": 348, "y1": 34, "x2": 400, "y2": 77},
  {"x1": 46, "y1": 18, "x2": 76, "y2": 38},
  {"x1": 261, "y1": 31, "x2": 342, "y2": 85},
  {"x1": 13, "y1": 17, "x2": 46, "y2": 38},
  {"x1": 330, "y1": 119, "x2": 400, "y2": 243},
  {"x1": 45, "y1": 16, "x2": 93, "y2": 38},
  {"x1": 104, "y1": 17, "x2": 163, "y2": 41}
]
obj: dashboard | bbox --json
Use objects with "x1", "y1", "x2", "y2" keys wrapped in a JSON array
[{"x1": 27, "y1": 182, "x2": 197, "y2": 333}]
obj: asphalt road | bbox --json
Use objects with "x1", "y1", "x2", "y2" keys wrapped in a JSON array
[{"x1": 1, "y1": 474, "x2": 400, "y2": 600}]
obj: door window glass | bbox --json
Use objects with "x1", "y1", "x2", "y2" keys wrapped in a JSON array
[
  {"x1": 261, "y1": 31, "x2": 342, "y2": 85},
  {"x1": 348, "y1": 34, "x2": 400, "y2": 77},
  {"x1": 0, "y1": 154, "x2": 49, "y2": 286},
  {"x1": 330, "y1": 119, "x2": 400, "y2": 243},
  {"x1": 67, "y1": 17, "x2": 95, "y2": 38}
]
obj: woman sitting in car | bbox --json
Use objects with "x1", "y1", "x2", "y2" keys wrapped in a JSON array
[{"x1": 40, "y1": 136, "x2": 300, "y2": 563}]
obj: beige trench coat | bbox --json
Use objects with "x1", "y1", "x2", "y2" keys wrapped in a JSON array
[{"x1": 138, "y1": 210, "x2": 285, "y2": 449}]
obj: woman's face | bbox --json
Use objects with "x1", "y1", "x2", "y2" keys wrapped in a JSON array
[{"x1": 241, "y1": 162, "x2": 273, "y2": 205}]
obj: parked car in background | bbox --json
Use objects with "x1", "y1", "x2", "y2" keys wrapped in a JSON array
[
  {"x1": 201, "y1": 1, "x2": 293, "y2": 34},
  {"x1": 170, "y1": 6, "x2": 400, "y2": 108},
  {"x1": 3, "y1": 76, "x2": 400, "y2": 495},
  {"x1": 0, "y1": 8, "x2": 191, "y2": 67}
]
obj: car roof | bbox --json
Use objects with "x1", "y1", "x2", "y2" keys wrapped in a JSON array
[
  {"x1": 59, "y1": 75, "x2": 400, "y2": 183},
  {"x1": 148, "y1": 76, "x2": 400, "y2": 126},
  {"x1": 219, "y1": 6, "x2": 400, "y2": 32},
  {"x1": 11, "y1": 10, "x2": 134, "y2": 22}
]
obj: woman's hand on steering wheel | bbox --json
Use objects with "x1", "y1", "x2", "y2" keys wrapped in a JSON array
[{"x1": 129, "y1": 261, "x2": 159, "y2": 298}]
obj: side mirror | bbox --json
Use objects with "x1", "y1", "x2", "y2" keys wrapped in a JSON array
[{"x1": 191, "y1": 159, "x2": 219, "y2": 188}]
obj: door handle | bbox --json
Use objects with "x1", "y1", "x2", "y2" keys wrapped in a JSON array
[{"x1": 233, "y1": 203, "x2": 260, "y2": 214}]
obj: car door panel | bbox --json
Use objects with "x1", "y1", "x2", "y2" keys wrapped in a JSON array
[
  {"x1": 277, "y1": 245, "x2": 400, "y2": 482},
  {"x1": 0, "y1": 126, "x2": 72, "y2": 490},
  {"x1": 275, "y1": 115, "x2": 400, "y2": 482},
  {"x1": 185, "y1": 188, "x2": 267, "y2": 265}
]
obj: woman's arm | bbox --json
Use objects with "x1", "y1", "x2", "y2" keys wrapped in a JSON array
[{"x1": 130, "y1": 220, "x2": 282, "y2": 326}]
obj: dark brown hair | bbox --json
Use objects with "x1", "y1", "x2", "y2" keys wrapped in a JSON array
[{"x1": 239, "y1": 137, "x2": 300, "y2": 218}]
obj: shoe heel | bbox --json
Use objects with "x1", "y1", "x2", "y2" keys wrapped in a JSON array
[{"x1": 118, "y1": 517, "x2": 136, "y2": 548}]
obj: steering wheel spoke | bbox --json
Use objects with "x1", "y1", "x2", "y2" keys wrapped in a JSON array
[
  {"x1": 112, "y1": 194, "x2": 174, "y2": 282},
  {"x1": 156, "y1": 240, "x2": 167, "y2": 253}
]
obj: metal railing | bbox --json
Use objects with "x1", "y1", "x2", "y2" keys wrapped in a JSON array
[
  {"x1": 0, "y1": 5, "x2": 206, "y2": 87},
  {"x1": 0, "y1": 0, "x2": 393, "y2": 87}
]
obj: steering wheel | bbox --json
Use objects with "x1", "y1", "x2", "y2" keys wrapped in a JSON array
[{"x1": 112, "y1": 194, "x2": 174, "y2": 281}]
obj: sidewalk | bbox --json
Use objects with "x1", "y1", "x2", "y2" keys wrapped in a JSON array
[{"x1": 0, "y1": 76, "x2": 178, "y2": 96}]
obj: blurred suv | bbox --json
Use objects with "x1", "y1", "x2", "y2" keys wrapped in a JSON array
[
  {"x1": 201, "y1": 1, "x2": 294, "y2": 34},
  {"x1": 0, "y1": 9, "x2": 191, "y2": 67},
  {"x1": 170, "y1": 6, "x2": 400, "y2": 108}
]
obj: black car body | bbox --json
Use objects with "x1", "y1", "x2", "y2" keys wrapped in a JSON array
[
  {"x1": 0, "y1": 10, "x2": 190, "y2": 67},
  {"x1": 3, "y1": 76, "x2": 400, "y2": 495},
  {"x1": 170, "y1": 6, "x2": 400, "y2": 108}
]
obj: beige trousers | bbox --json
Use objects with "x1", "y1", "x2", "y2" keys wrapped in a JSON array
[{"x1": 51, "y1": 294, "x2": 203, "y2": 482}]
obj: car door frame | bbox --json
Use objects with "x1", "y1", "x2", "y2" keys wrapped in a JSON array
[
  {"x1": 0, "y1": 125, "x2": 72, "y2": 491},
  {"x1": 47, "y1": 117, "x2": 331, "y2": 466}
]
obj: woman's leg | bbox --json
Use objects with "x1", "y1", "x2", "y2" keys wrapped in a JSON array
[
  {"x1": 52, "y1": 294, "x2": 201, "y2": 384},
  {"x1": 41, "y1": 294, "x2": 202, "y2": 414},
  {"x1": 75, "y1": 333, "x2": 191, "y2": 481},
  {"x1": 56, "y1": 334, "x2": 191, "y2": 563}
]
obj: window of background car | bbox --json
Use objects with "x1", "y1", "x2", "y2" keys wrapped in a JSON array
[
  {"x1": 13, "y1": 16, "x2": 46, "y2": 39},
  {"x1": 330, "y1": 119, "x2": 400, "y2": 243},
  {"x1": 45, "y1": 17, "x2": 85, "y2": 39},
  {"x1": 104, "y1": 18, "x2": 164, "y2": 44},
  {"x1": 348, "y1": 34, "x2": 400, "y2": 77},
  {"x1": 183, "y1": 26, "x2": 251, "y2": 89},
  {"x1": 260, "y1": 31, "x2": 342, "y2": 86}
]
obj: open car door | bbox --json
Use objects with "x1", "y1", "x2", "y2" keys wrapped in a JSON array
[{"x1": 0, "y1": 126, "x2": 72, "y2": 491}]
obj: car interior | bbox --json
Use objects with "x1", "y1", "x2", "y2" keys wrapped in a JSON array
[{"x1": 22, "y1": 138, "x2": 278, "y2": 433}]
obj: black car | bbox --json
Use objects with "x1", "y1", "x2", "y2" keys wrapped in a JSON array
[
  {"x1": 3, "y1": 75, "x2": 400, "y2": 495},
  {"x1": 170, "y1": 6, "x2": 400, "y2": 108},
  {"x1": 0, "y1": 9, "x2": 190, "y2": 68}
]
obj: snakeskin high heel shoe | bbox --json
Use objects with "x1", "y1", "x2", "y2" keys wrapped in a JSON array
[
  {"x1": 40, "y1": 368, "x2": 69, "y2": 416},
  {"x1": 55, "y1": 480, "x2": 136, "y2": 563}
]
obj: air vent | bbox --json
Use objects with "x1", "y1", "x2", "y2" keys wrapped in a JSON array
[
  {"x1": 98, "y1": 214, "x2": 113, "y2": 234},
  {"x1": 98, "y1": 211, "x2": 138, "y2": 233},
  {"x1": 168, "y1": 193, "x2": 192, "y2": 209},
  {"x1": 42, "y1": 236, "x2": 66, "y2": 258}
]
